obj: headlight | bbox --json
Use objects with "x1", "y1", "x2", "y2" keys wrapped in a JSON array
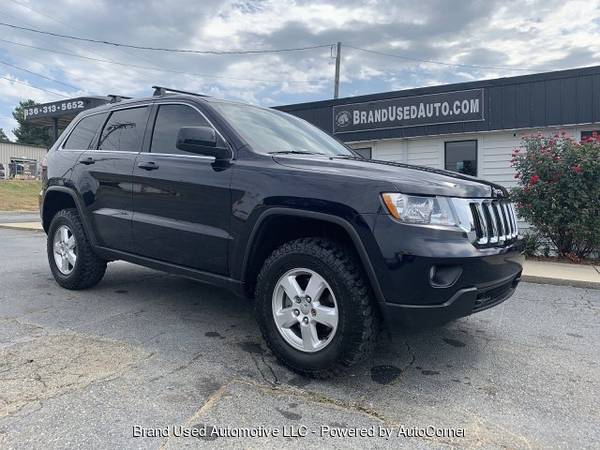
[{"x1": 381, "y1": 193, "x2": 457, "y2": 227}]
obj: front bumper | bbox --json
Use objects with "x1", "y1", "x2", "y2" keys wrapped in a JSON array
[
  {"x1": 382, "y1": 271, "x2": 521, "y2": 327},
  {"x1": 366, "y1": 213, "x2": 525, "y2": 327}
]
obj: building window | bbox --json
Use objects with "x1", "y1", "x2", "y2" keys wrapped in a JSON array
[
  {"x1": 353, "y1": 147, "x2": 372, "y2": 159},
  {"x1": 581, "y1": 130, "x2": 600, "y2": 141},
  {"x1": 445, "y1": 140, "x2": 477, "y2": 176}
]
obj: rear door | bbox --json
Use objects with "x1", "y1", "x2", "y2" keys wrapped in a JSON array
[
  {"x1": 131, "y1": 102, "x2": 232, "y2": 275},
  {"x1": 74, "y1": 105, "x2": 151, "y2": 252}
]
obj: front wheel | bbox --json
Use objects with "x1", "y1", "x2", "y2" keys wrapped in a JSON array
[
  {"x1": 47, "y1": 208, "x2": 107, "y2": 290},
  {"x1": 255, "y1": 238, "x2": 379, "y2": 378}
]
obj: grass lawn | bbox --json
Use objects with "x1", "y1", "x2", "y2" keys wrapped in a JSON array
[{"x1": 0, "y1": 180, "x2": 41, "y2": 211}]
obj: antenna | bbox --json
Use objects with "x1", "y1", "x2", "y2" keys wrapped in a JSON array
[{"x1": 151, "y1": 86, "x2": 208, "y2": 97}]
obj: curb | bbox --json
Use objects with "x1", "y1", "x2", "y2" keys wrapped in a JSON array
[
  {"x1": 0, "y1": 210, "x2": 39, "y2": 214},
  {"x1": 0, "y1": 223, "x2": 43, "y2": 232},
  {"x1": 521, "y1": 275, "x2": 600, "y2": 290}
]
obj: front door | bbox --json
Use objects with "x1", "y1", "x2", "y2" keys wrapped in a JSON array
[{"x1": 131, "y1": 103, "x2": 232, "y2": 275}]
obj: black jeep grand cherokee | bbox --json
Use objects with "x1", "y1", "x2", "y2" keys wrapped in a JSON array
[{"x1": 40, "y1": 89, "x2": 523, "y2": 377}]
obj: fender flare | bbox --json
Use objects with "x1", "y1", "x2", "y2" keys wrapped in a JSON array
[
  {"x1": 241, "y1": 207, "x2": 385, "y2": 303},
  {"x1": 42, "y1": 186, "x2": 96, "y2": 245}
]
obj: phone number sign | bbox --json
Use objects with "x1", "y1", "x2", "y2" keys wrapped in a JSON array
[{"x1": 24, "y1": 97, "x2": 108, "y2": 121}]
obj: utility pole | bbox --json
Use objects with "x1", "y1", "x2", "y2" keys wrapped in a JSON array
[{"x1": 334, "y1": 41, "x2": 341, "y2": 99}]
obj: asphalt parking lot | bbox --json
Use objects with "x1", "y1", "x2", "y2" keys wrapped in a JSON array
[{"x1": 0, "y1": 227, "x2": 598, "y2": 449}]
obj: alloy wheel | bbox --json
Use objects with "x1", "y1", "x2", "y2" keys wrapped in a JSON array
[
  {"x1": 53, "y1": 225, "x2": 77, "y2": 275},
  {"x1": 271, "y1": 268, "x2": 339, "y2": 353}
]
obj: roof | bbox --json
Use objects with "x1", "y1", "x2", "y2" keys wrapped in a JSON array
[{"x1": 279, "y1": 65, "x2": 600, "y2": 111}]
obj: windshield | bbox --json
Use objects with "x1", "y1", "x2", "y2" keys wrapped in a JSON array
[{"x1": 210, "y1": 101, "x2": 354, "y2": 157}]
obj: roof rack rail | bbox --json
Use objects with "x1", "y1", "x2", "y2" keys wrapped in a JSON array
[
  {"x1": 152, "y1": 86, "x2": 208, "y2": 97},
  {"x1": 107, "y1": 94, "x2": 132, "y2": 103}
]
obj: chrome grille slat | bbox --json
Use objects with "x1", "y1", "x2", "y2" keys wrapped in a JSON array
[
  {"x1": 505, "y1": 203, "x2": 517, "y2": 239},
  {"x1": 501, "y1": 202, "x2": 512, "y2": 238},
  {"x1": 474, "y1": 203, "x2": 489, "y2": 244},
  {"x1": 484, "y1": 201, "x2": 499, "y2": 243},
  {"x1": 493, "y1": 202, "x2": 506, "y2": 242},
  {"x1": 498, "y1": 203, "x2": 508, "y2": 240},
  {"x1": 509, "y1": 204, "x2": 518, "y2": 238},
  {"x1": 468, "y1": 198, "x2": 519, "y2": 247}
]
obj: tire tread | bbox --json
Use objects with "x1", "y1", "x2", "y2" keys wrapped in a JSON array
[
  {"x1": 48, "y1": 208, "x2": 106, "y2": 290},
  {"x1": 255, "y1": 237, "x2": 379, "y2": 378}
]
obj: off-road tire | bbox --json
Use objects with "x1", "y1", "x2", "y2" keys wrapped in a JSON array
[
  {"x1": 255, "y1": 237, "x2": 379, "y2": 378},
  {"x1": 47, "y1": 208, "x2": 107, "y2": 290}
]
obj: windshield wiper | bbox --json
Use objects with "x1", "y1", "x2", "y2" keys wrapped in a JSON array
[
  {"x1": 332, "y1": 155, "x2": 362, "y2": 160},
  {"x1": 268, "y1": 150, "x2": 326, "y2": 156}
]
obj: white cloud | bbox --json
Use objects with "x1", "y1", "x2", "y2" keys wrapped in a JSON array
[
  {"x1": 0, "y1": 75, "x2": 70, "y2": 102},
  {"x1": 0, "y1": 0, "x2": 597, "y2": 125}
]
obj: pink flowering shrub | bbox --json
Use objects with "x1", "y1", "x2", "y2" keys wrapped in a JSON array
[{"x1": 511, "y1": 132, "x2": 600, "y2": 259}]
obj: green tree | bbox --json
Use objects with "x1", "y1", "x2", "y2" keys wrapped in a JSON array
[
  {"x1": 0, "y1": 128, "x2": 10, "y2": 143},
  {"x1": 12, "y1": 99, "x2": 52, "y2": 147}
]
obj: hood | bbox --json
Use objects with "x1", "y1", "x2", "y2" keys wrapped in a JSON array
[{"x1": 273, "y1": 155, "x2": 508, "y2": 198}]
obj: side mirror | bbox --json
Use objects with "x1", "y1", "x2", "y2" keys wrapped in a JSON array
[{"x1": 176, "y1": 126, "x2": 231, "y2": 160}]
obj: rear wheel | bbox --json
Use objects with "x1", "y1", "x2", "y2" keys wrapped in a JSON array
[
  {"x1": 47, "y1": 208, "x2": 106, "y2": 290},
  {"x1": 255, "y1": 238, "x2": 379, "y2": 378}
]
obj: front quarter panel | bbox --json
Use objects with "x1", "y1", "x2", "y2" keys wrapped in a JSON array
[{"x1": 227, "y1": 151, "x2": 393, "y2": 281}]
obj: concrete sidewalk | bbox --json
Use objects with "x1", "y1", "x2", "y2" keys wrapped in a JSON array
[
  {"x1": 0, "y1": 220, "x2": 598, "y2": 289},
  {"x1": 0, "y1": 210, "x2": 42, "y2": 231},
  {"x1": 522, "y1": 259, "x2": 600, "y2": 289},
  {"x1": 0, "y1": 221, "x2": 42, "y2": 231},
  {"x1": 0, "y1": 211, "x2": 40, "y2": 223}
]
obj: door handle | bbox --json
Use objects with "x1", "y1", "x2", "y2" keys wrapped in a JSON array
[
  {"x1": 138, "y1": 161, "x2": 159, "y2": 170},
  {"x1": 79, "y1": 156, "x2": 95, "y2": 165}
]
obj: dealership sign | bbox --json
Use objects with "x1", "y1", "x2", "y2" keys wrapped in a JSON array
[{"x1": 332, "y1": 89, "x2": 485, "y2": 133}]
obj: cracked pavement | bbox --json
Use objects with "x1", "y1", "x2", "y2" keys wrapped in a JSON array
[{"x1": 0, "y1": 228, "x2": 598, "y2": 449}]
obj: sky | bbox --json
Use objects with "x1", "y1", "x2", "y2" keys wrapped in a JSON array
[{"x1": 1, "y1": 0, "x2": 599, "y2": 140}]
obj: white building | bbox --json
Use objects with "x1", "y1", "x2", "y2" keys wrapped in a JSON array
[{"x1": 0, "y1": 141, "x2": 48, "y2": 179}]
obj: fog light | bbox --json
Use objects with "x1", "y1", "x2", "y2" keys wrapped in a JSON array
[{"x1": 429, "y1": 265, "x2": 463, "y2": 288}]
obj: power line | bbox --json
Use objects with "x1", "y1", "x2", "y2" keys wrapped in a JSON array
[
  {"x1": 5, "y1": 0, "x2": 168, "y2": 70},
  {"x1": 0, "y1": 76, "x2": 67, "y2": 98},
  {"x1": 0, "y1": 60, "x2": 80, "y2": 90},
  {"x1": 345, "y1": 45, "x2": 538, "y2": 72},
  {"x1": 0, "y1": 21, "x2": 333, "y2": 55},
  {"x1": 0, "y1": 38, "x2": 324, "y2": 85}
]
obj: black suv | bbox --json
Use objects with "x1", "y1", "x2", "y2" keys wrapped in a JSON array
[{"x1": 40, "y1": 89, "x2": 524, "y2": 377}]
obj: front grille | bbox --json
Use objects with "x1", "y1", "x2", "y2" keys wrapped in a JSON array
[{"x1": 469, "y1": 199, "x2": 518, "y2": 246}]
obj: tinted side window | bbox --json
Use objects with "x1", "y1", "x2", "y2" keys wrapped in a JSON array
[
  {"x1": 151, "y1": 104, "x2": 210, "y2": 155},
  {"x1": 97, "y1": 107, "x2": 149, "y2": 152},
  {"x1": 63, "y1": 113, "x2": 107, "y2": 150}
]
